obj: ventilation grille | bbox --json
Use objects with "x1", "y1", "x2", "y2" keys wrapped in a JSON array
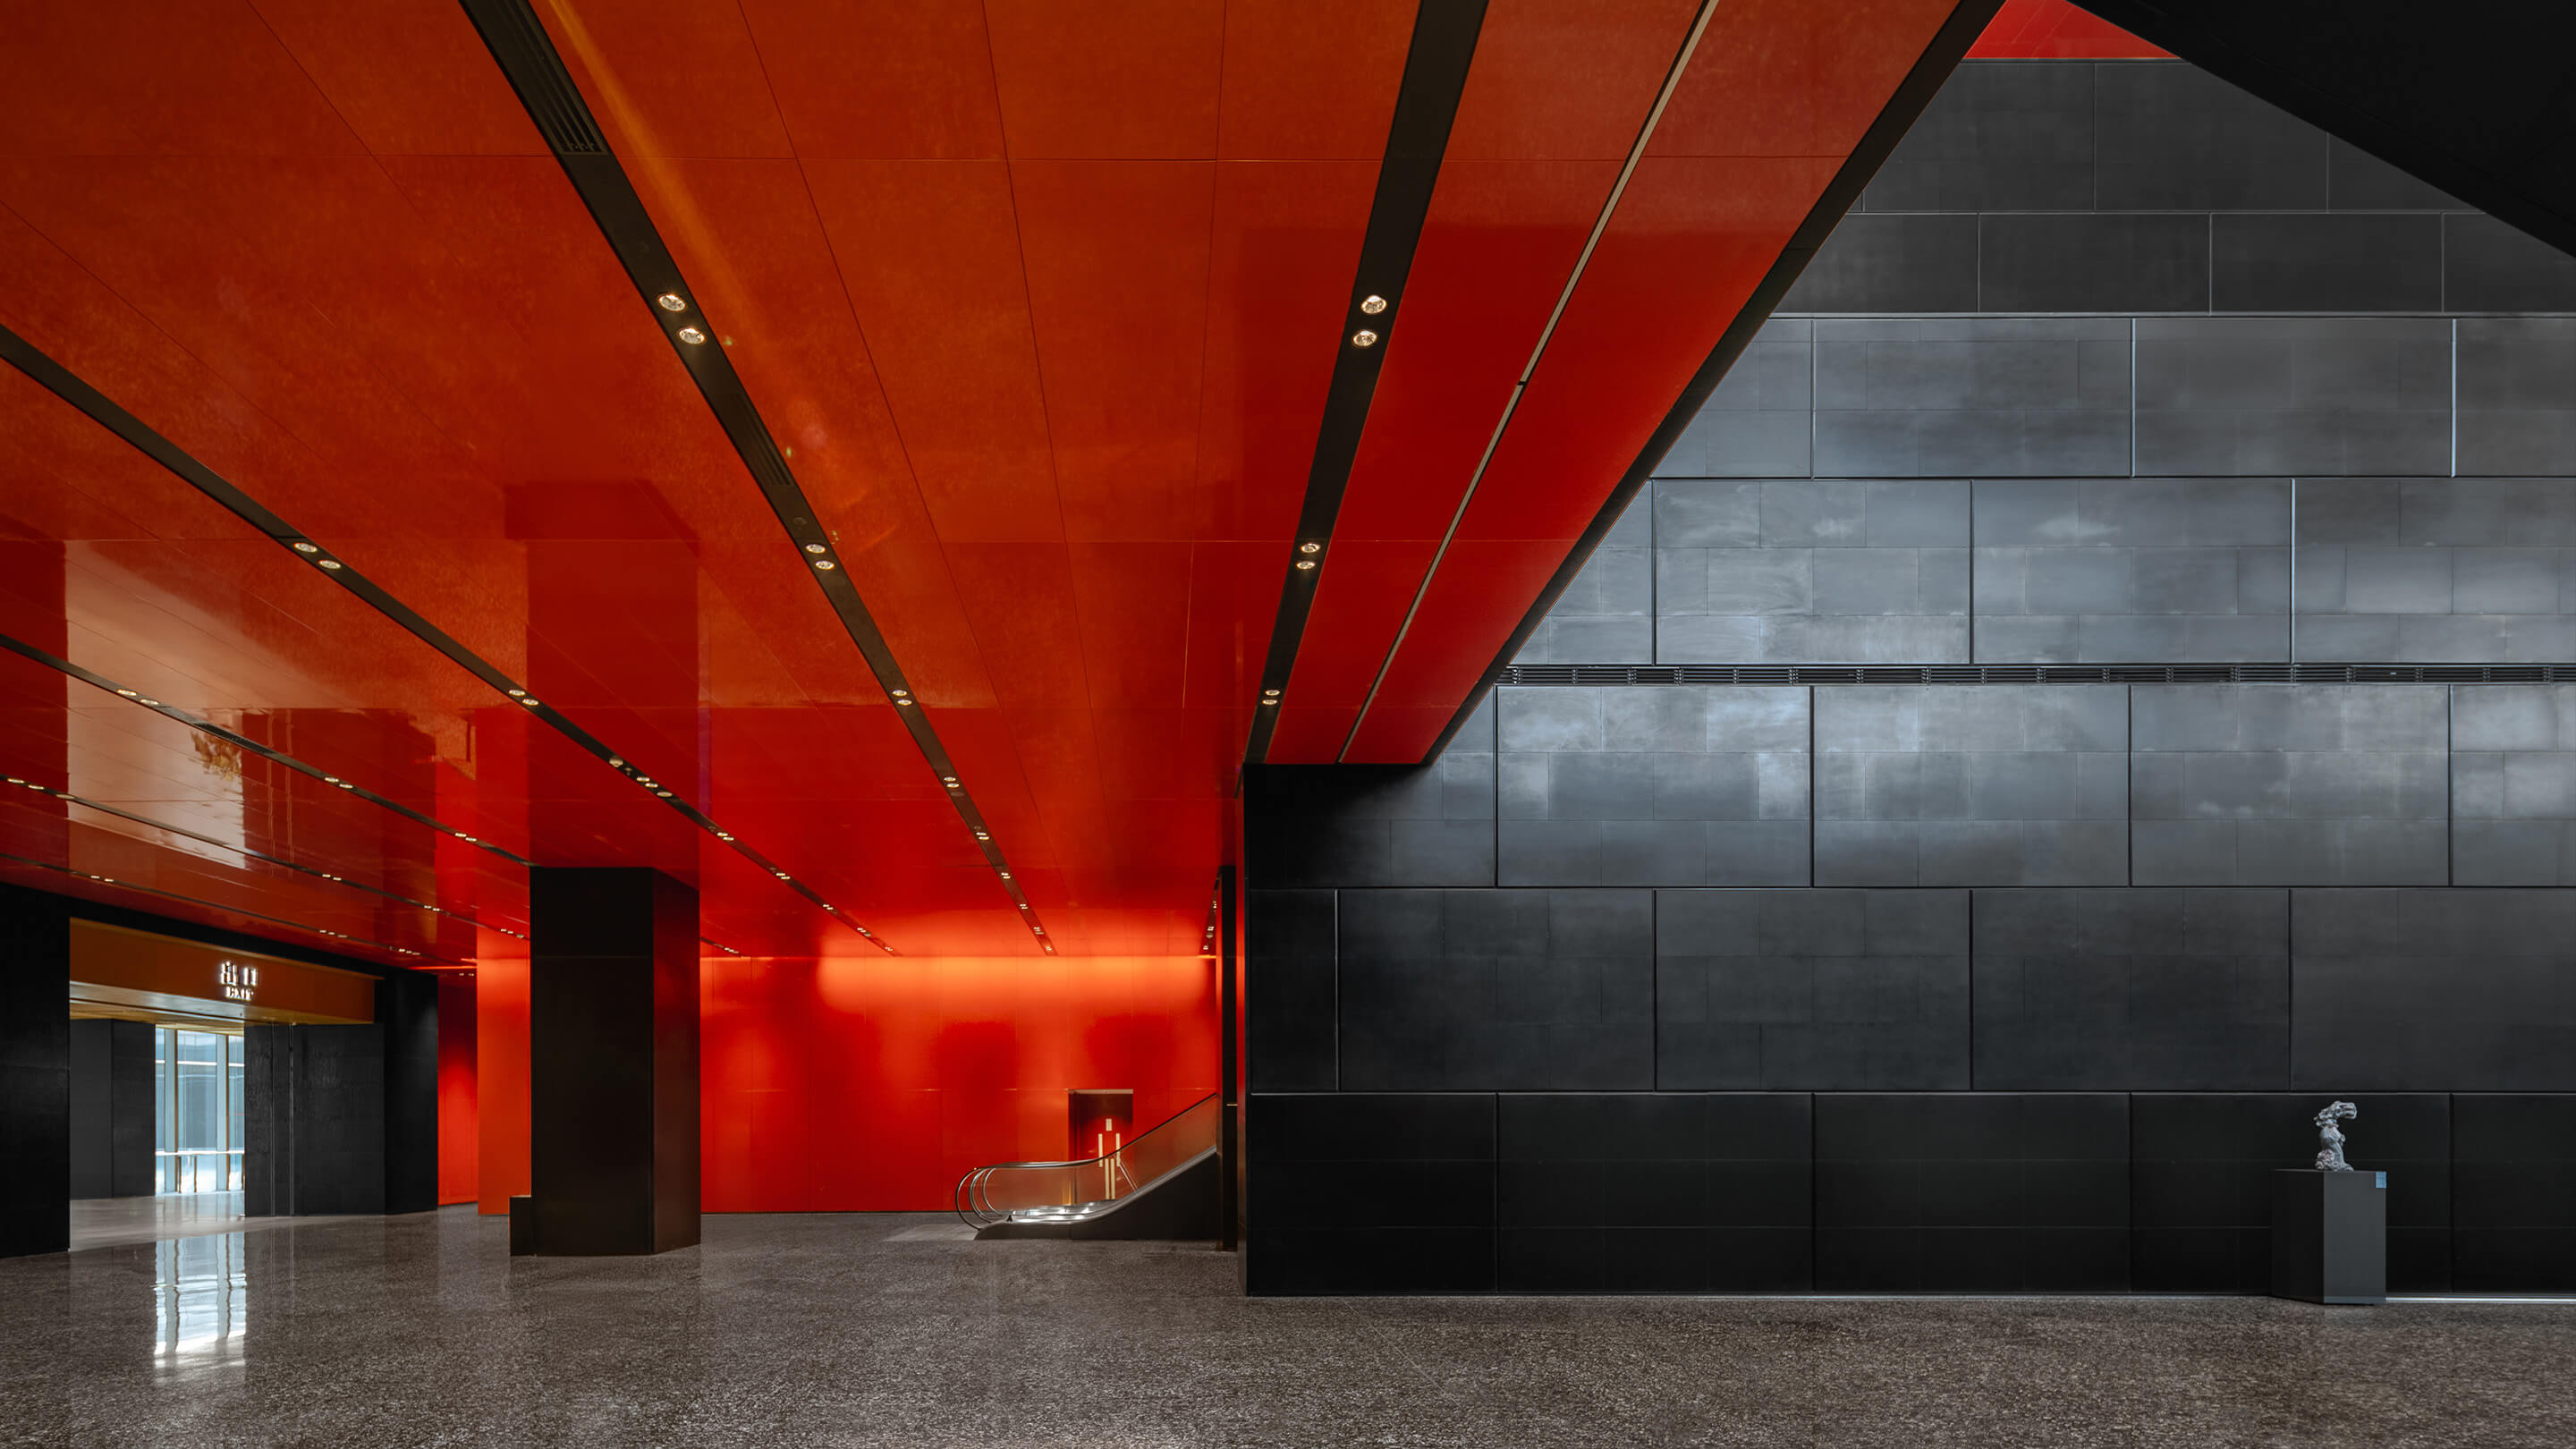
[
  {"x1": 470, "y1": 0, "x2": 608, "y2": 155},
  {"x1": 1496, "y1": 662, "x2": 2576, "y2": 687}
]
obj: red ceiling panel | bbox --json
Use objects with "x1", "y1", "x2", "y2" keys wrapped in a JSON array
[
  {"x1": 1335, "y1": 0, "x2": 1973, "y2": 761},
  {"x1": 738, "y1": 0, "x2": 1006, "y2": 159},
  {"x1": 981, "y1": 0, "x2": 1227, "y2": 159},
  {"x1": 2, "y1": 0, "x2": 1972, "y2": 961}
]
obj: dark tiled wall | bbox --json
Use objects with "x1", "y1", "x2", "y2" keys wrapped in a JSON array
[{"x1": 1249, "y1": 57, "x2": 2576, "y2": 1298}]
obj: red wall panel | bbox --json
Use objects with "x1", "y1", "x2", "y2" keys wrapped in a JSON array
[
  {"x1": 473, "y1": 940, "x2": 530, "y2": 1215},
  {"x1": 436, "y1": 970, "x2": 479, "y2": 1206},
  {"x1": 703, "y1": 953, "x2": 1217, "y2": 1211}
]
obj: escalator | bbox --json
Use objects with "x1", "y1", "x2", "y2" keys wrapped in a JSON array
[{"x1": 953, "y1": 1093, "x2": 1220, "y2": 1240}]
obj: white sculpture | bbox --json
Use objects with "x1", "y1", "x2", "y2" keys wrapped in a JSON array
[{"x1": 2314, "y1": 1100, "x2": 2358, "y2": 1172}]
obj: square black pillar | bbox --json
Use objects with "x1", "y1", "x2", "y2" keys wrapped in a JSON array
[
  {"x1": 1, "y1": 890, "x2": 70, "y2": 1258},
  {"x1": 530, "y1": 868, "x2": 699, "y2": 1255},
  {"x1": 2272, "y1": 1170, "x2": 2389, "y2": 1305}
]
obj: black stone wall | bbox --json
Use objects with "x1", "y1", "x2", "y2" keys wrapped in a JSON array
[
  {"x1": 242, "y1": 979, "x2": 437, "y2": 1219},
  {"x1": 1246, "y1": 57, "x2": 2576, "y2": 1296},
  {"x1": 66, "y1": 1020, "x2": 154, "y2": 1199}
]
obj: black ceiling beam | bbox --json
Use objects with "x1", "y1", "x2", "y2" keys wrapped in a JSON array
[{"x1": 1237, "y1": 0, "x2": 1488, "y2": 767}]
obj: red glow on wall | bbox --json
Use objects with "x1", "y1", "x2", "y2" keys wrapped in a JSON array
[
  {"x1": 436, "y1": 971, "x2": 479, "y2": 1207},
  {"x1": 701, "y1": 953, "x2": 1217, "y2": 1212},
  {"x1": 1968, "y1": 0, "x2": 2168, "y2": 58},
  {"x1": 474, "y1": 936, "x2": 530, "y2": 1216}
]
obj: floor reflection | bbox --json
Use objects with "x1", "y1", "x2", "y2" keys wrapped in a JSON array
[{"x1": 149, "y1": 1233, "x2": 247, "y2": 1376}]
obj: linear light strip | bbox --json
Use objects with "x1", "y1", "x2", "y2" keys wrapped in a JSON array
[
  {"x1": 0, "y1": 849, "x2": 441, "y2": 960},
  {"x1": 460, "y1": 0, "x2": 1050, "y2": 953},
  {"x1": 1337, "y1": 0, "x2": 1724, "y2": 761},
  {"x1": 0, "y1": 629, "x2": 535, "y2": 868},
  {"x1": 1237, "y1": 0, "x2": 1490, "y2": 767},
  {"x1": 1413, "y1": 0, "x2": 2010, "y2": 758},
  {"x1": 0, "y1": 771, "x2": 525, "y2": 939},
  {"x1": 0, "y1": 323, "x2": 892, "y2": 954}
]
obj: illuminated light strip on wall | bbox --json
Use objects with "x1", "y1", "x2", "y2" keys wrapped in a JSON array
[
  {"x1": 0, "y1": 324, "x2": 894, "y2": 956},
  {"x1": 1337, "y1": 0, "x2": 1724, "y2": 760},
  {"x1": 700, "y1": 936, "x2": 744, "y2": 957},
  {"x1": 1238, "y1": 0, "x2": 1489, "y2": 767},
  {"x1": 0, "y1": 768, "x2": 524, "y2": 940},
  {"x1": 1412, "y1": 0, "x2": 2011, "y2": 758},
  {"x1": 0, "y1": 849, "x2": 440, "y2": 961},
  {"x1": 460, "y1": 0, "x2": 1046, "y2": 953},
  {"x1": 0, "y1": 628, "x2": 534, "y2": 869}
]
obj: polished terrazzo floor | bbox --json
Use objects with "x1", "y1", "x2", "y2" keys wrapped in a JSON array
[{"x1": 3, "y1": 1208, "x2": 2569, "y2": 1448}]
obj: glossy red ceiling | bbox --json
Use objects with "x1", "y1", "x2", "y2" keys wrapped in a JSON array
[{"x1": 0, "y1": 0, "x2": 1988, "y2": 963}]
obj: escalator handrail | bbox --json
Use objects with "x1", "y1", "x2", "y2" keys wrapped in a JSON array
[{"x1": 949, "y1": 1091, "x2": 1219, "y2": 1231}]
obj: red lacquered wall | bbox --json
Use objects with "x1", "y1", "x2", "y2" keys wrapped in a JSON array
[
  {"x1": 475, "y1": 939, "x2": 531, "y2": 1215},
  {"x1": 436, "y1": 971, "x2": 479, "y2": 1206},
  {"x1": 701, "y1": 954, "x2": 1219, "y2": 1212},
  {"x1": 1969, "y1": 0, "x2": 2168, "y2": 57}
]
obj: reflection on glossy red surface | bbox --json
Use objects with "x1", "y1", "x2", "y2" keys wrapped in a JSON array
[{"x1": 7, "y1": 0, "x2": 1980, "y2": 1208}]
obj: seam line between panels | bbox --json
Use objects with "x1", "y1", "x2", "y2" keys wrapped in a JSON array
[
  {"x1": 459, "y1": 0, "x2": 1035, "y2": 953},
  {"x1": 1240, "y1": 0, "x2": 1492, "y2": 767},
  {"x1": 0, "y1": 321, "x2": 889, "y2": 954},
  {"x1": 1338, "y1": 0, "x2": 1725, "y2": 762}
]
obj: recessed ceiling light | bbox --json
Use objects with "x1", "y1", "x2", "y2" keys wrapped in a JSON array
[
  {"x1": 804, "y1": 543, "x2": 826, "y2": 555},
  {"x1": 999, "y1": 871, "x2": 1011, "y2": 880},
  {"x1": 1258, "y1": 697, "x2": 1276, "y2": 706},
  {"x1": 1351, "y1": 329, "x2": 1378, "y2": 347},
  {"x1": 1262, "y1": 688, "x2": 1281, "y2": 697},
  {"x1": 891, "y1": 688, "x2": 908, "y2": 697},
  {"x1": 608, "y1": 757, "x2": 624, "y2": 767},
  {"x1": 676, "y1": 326, "x2": 708, "y2": 345},
  {"x1": 318, "y1": 559, "x2": 344, "y2": 571},
  {"x1": 814, "y1": 559, "x2": 835, "y2": 571},
  {"x1": 520, "y1": 698, "x2": 539, "y2": 708},
  {"x1": 323, "y1": 775, "x2": 341, "y2": 784},
  {"x1": 657, "y1": 292, "x2": 687, "y2": 312},
  {"x1": 1360, "y1": 294, "x2": 1387, "y2": 315},
  {"x1": 506, "y1": 689, "x2": 525, "y2": 698},
  {"x1": 656, "y1": 790, "x2": 673, "y2": 798},
  {"x1": 1294, "y1": 560, "x2": 1316, "y2": 571},
  {"x1": 1299, "y1": 542, "x2": 1320, "y2": 555},
  {"x1": 337, "y1": 781, "x2": 354, "y2": 790},
  {"x1": 138, "y1": 698, "x2": 158, "y2": 707},
  {"x1": 115, "y1": 689, "x2": 137, "y2": 698},
  {"x1": 292, "y1": 542, "x2": 320, "y2": 555}
]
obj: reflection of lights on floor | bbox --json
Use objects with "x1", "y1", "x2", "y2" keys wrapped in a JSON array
[{"x1": 152, "y1": 1234, "x2": 248, "y2": 1370}]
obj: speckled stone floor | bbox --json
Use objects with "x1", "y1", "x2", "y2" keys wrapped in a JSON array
[{"x1": 3, "y1": 1208, "x2": 2569, "y2": 1447}]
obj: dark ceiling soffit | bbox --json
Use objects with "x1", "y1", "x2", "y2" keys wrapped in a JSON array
[
  {"x1": 459, "y1": 0, "x2": 1049, "y2": 953},
  {"x1": 2079, "y1": 0, "x2": 2576, "y2": 259},
  {"x1": 1238, "y1": 0, "x2": 1489, "y2": 767},
  {"x1": 0, "y1": 628, "x2": 534, "y2": 869},
  {"x1": 1417, "y1": 0, "x2": 2009, "y2": 760},
  {"x1": 0, "y1": 322, "x2": 878, "y2": 951}
]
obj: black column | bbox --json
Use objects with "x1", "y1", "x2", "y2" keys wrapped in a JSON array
[
  {"x1": 529, "y1": 868, "x2": 699, "y2": 1255},
  {"x1": 1, "y1": 891, "x2": 70, "y2": 1257},
  {"x1": 67, "y1": 1020, "x2": 154, "y2": 1199},
  {"x1": 380, "y1": 971, "x2": 437, "y2": 1214},
  {"x1": 1218, "y1": 864, "x2": 1241, "y2": 1252}
]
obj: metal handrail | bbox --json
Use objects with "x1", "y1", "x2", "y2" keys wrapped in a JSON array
[{"x1": 952, "y1": 1091, "x2": 1217, "y2": 1231}]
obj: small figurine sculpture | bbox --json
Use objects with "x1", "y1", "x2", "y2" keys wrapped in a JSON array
[{"x1": 2314, "y1": 1100, "x2": 2358, "y2": 1172}]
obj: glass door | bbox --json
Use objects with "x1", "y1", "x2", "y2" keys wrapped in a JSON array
[{"x1": 154, "y1": 1029, "x2": 245, "y2": 1193}]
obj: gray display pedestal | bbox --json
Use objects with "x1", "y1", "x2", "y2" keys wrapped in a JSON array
[{"x1": 2271, "y1": 1170, "x2": 2387, "y2": 1304}]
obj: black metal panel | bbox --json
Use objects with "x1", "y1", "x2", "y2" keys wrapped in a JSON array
[
  {"x1": 1814, "y1": 1093, "x2": 2130, "y2": 1292},
  {"x1": 1497, "y1": 1093, "x2": 1813, "y2": 1292},
  {"x1": 66, "y1": 1021, "x2": 154, "y2": 1199},
  {"x1": 2079, "y1": 0, "x2": 2576, "y2": 261},
  {"x1": 2452, "y1": 1094, "x2": 2576, "y2": 1292},
  {"x1": 1246, "y1": 1092, "x2": 1497, "y2": 1294}
]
